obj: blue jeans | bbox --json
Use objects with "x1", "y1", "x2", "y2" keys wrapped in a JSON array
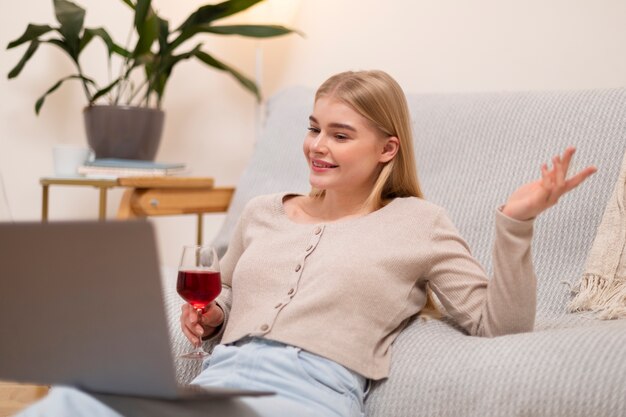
[
  {"x1": 194, "y1": 337, "x2": 367, "y2": 416},
  {"x1": 16, "y1": 338, "x2": 367, "y2": 417}
]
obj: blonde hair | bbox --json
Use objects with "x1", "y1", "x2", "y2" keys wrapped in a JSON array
[
  {"x1": 310, "y1": 70, "x2": 440, "y2": 318},
  {"x1": 310, "y1": 70, "x2": 423, "y2": 208}
]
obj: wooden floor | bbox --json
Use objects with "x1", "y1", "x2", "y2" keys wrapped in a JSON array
[{"x1": 0, "y1": 382, "x2": 48, "y2": 417}]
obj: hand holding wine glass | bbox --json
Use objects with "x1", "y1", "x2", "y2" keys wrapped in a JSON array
[
  {"x1": 180, "y1": 302, "x2": 224, "y2": 347},
  {"x1": 177, "y1": 245, "x2": 222, "y2": 359}
]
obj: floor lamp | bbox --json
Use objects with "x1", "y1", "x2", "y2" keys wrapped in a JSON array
[{"x1": 244, "y1": 0, "x2": 301, "y2": 141}]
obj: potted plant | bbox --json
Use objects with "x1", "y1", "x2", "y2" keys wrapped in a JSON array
[{"x1": 7, "y1": 0, "x2": 298, "y2": 160}]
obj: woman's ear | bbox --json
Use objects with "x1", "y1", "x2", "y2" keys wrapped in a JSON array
[{"x1": 379, "y1": 136, "x2": 400, "y2": 163}]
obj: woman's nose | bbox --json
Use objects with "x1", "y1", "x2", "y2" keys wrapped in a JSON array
[{"x1": 311, "y1": 134, "x2": 328, "y2": 152}]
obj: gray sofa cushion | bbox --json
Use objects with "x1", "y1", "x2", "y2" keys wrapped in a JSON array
[
  {"x1": 370, "y1": 318, "x2": 626, "y2": 417},
  {"x1": 366, "y1": 89, "x2": 626, "y2": 416},
  {"x1": 212, "y1": 87, "x2": 315, "y2": 257},
  {"x1": 177, "y1": 86, "x2": 626, "y2": 415},
  {"x1": 407, "y1": 90, "x2": 626, "y2": 319}
]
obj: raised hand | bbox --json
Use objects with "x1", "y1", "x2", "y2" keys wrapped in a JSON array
[{"x1": 501, "y1": 147, "x2": 597, "y2": 221}]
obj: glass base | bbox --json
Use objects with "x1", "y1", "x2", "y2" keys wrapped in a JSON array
[{"x1": 179, "y1": 349, "x2": 210, "y2": 360}]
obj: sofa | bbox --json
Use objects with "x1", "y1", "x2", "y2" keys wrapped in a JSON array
[{"x1": 161, "y1": 86, "x2": 626, "y2": 416}]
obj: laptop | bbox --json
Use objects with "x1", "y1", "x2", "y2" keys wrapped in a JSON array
[{"x1": 0, "y1": 220, "x2": 273, "y2": 400}]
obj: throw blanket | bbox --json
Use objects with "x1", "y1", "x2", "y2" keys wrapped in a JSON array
[{"x1": 568, "y1": 151, "x2": 626, "y2": 319}]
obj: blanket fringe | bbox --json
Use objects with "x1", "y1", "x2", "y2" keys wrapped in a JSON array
[{"x1": 568, "y1": 274, "x2": 626, "y2": 319}]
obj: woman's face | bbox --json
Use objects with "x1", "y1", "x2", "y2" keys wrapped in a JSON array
[{"x1": 304, "y1": 96, "x2": 398, "y2": 195}]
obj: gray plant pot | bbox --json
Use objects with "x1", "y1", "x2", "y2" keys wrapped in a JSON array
[{"x1": 83, "y1": 105, "x2": 165, "y2": 160}]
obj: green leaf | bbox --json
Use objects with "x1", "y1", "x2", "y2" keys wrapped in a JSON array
[
  {"x1": 164, "y1": 44, "x2": 201, "y2": 70},
  {"x1": 34, "y1": 74, "x2": 95, "y2": 114},
  {"x1": 8, "y1": 40, "x2": 40, "y2": 78},
  {"x1": 148, "y1": 68, "x2": 168, "y2": 107},
  {"x1": 119, "y1": 0, "x2": 134, "y2": 8},
  {"x1": 134, "y1": 0, "x2": 151, "y2": 31},
  {"x1": 53, "y1": 0, "x2": 85, "y2": 57},
  {"x1": 7, "y1": 24, "x2": 54, "y2": 49},
  {"x1": 79, "y1": 29, "x2": 93, "y2": 52},
  {"x1": 176, "y1": 0, "x2": 264, "y2": 32},
  {"x1": 145, "y1": 44, "x2": 201, "y2": 103},
  {"x1": 44, "y1": 37, "x2": 74, "y2": 57},
  {"x1": 193, "y1": 50, "x2": 260, "y2": 101},
  {"x1": 157, "y1": 17, "x2": 170, "y2": 52},
  {"x1": 91, "y1": 78, "x2": 121, "y2": 103},
  {"x1": 81, "y1": 27, "x2": 129, "y2": 58},
  {"x1": 133, "y1": 4, "x2": 159, "y2": 57},
  {"x1": 194, "y1": 24, "x2": 299, "y2": 38}
]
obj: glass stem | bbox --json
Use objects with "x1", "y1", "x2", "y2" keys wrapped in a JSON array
[{"x1": 195, "y1": 307, "x2": 204, "y2": 349}]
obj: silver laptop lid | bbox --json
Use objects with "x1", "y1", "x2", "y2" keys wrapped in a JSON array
[{"x1": 0, "y1": 221, "x2": 189, "y2": 398}]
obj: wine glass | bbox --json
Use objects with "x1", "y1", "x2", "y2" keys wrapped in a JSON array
[{"x1": 177, "y1": 245, "x2": 222, "y2": 359}]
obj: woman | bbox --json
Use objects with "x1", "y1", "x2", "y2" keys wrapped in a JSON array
[
  {"x1": 180, "y1": 70, "x2": 597, "y2": 416},
  {"x1": 19, "y1": 70, "x2": 596, "y2": 417}
]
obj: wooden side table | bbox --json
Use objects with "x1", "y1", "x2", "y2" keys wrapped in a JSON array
[
  {"x1": 116, "y1": 177, "x2": 234, "y2": 245},
  {"x1": 40, "y1": 177, "x2": 118, "y2": 221},
  {"x1": 40, "y1": 176, "x2": 234, "y2": 245}
]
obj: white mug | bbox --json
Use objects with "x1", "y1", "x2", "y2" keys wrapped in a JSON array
[{"x1": 52, "y1": 145, "x2": 93, "y2": 177}]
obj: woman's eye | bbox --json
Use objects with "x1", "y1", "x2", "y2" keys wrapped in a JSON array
[
  {"x1": 307, "y1": 127, "x2": 320, "y2": 134},
  {"x1": 335, "y1": 134, "x2": 348, "y2": 141}
]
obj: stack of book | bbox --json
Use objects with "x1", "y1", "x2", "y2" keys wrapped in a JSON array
[{"x1": 78, "y1": 159, "x2": 187, "y2": 178}]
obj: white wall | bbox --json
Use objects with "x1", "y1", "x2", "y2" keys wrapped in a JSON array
[
  {"x1": 1, "y1": 0, "x2": 625, "y2": 265},
  {"x1": 266, "y1": 0, "x2": 626, "y2": 93}
]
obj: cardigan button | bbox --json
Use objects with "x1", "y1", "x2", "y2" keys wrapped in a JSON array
[
  {"x1": 274, "y1": 302, "x2": 282, "y2": 309},
  {"x1": 314, "y1": 226, "x2": 322, "y2": 235},
  {"x1": 288, "y1": 288, "x2": 295, "y2": 295},
  {"x1": 260, "y1": 324, "x2": 269, "y2": 331},
  {"x1": 306, "y1": 244, "x2": 313, "y2": 251},
  {"x1": 295, "y1": 264, "x2": 301, "y2": 272}
]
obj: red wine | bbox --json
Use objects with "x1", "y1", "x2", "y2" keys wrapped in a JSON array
[{"x1": 177, "y1": 270, "x2": 222, "y2": 310}]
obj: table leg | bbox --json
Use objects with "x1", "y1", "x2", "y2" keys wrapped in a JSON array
[
  {"x1": 117, "y1": 189, "x2": 138, "y2": 219},
  {"x1": 197, "y1": 213, "x2": 203, "y2": 246},
  {"x1": 98, "y1": 188, "x2": 108, "y2": 221},
  {"x1": 41, "y1": 185, "x2": 49, "y2": 222}
]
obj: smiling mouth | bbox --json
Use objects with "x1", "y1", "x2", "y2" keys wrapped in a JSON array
[{"x1": 312, "y1": 160, "x2": 338, "y2": 168}]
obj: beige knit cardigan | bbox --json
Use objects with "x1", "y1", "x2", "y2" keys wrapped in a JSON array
[{"x1": 212, "y1": 193, "x2": 537, "y2": 380}]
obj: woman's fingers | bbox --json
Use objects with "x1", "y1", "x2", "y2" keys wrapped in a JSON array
[
  {"x1": 506, "y1": 147, "x2": 595, "y2": 221},
  {"x1": 552, "y1": 146, "x2": 596, "y2": 196},
  {"x1": 180, "y1": 304, "x2": 204, "y2": 345},
  {"x1": 201, "y1": 303, "x2": 224, "y2": 328},
  {"x1": 180, "y1": 313, "x2": 201, "y2": 346},
  {"x1": 545, "y1": 147, "x2": 591, "y2": 205},
  {"x1": 544, "y1": 156, "x2": 564, "y2": 206},
  {"x1": 181, "y1": 303, "x2": 200, "y2": 330},
  {"x1": 559, "y1": 146, "x2": 576, "y2": 177},
  {"x1": 182, "y1": 323, "x2": 201, "y2": 346},
  {"x1": 179, "y1": 302, "x2": 224, "y2": 346},
  {"x1": 554, "y1": 155, "x2": 565, "y2": 190},
  {"x1": 541, "y1": 163, "x2": 552, "y2": 190},
  {"x1": 565, "y1": 166, "x2": 598, "y2": 192}
]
